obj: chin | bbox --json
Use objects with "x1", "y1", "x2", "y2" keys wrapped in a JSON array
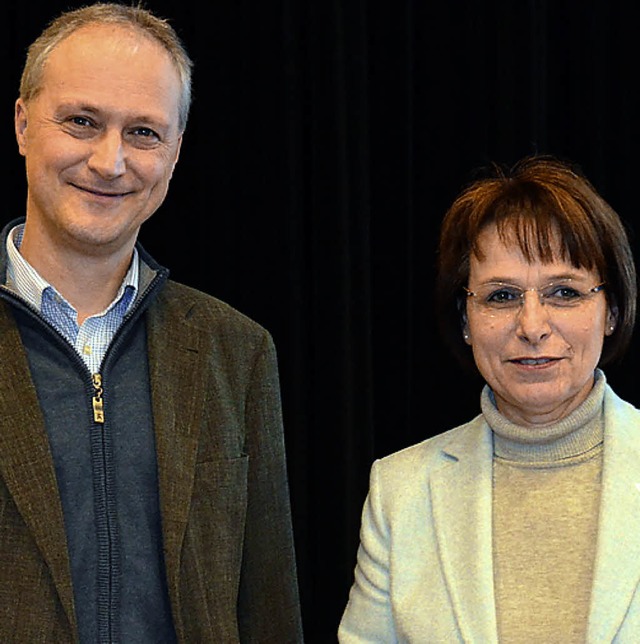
[{"x1": 64, "y1": 224, "x2": 134, "y2": 253}]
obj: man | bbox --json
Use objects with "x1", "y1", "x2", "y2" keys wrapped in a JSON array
[{"x1": 0, "y1": 3, "x2": 303, "y2": 642}]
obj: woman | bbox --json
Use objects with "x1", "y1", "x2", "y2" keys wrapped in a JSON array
[{"x1": 339, "y1": 155, "x2": 640, "y2": 642}]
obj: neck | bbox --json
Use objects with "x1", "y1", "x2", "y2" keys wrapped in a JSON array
[{"x1": 19, "y1": 228, "x2": 133, "y2": 325}]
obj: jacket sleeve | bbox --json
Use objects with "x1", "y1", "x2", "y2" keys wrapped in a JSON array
[
  {"x1": 338, "y1": 459, "x2": 397, "y2": 642},
  {"x1": 237, "y1": 331, "x2": 304, "y2": 643}
]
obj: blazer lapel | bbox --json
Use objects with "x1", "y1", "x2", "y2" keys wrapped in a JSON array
[
  {"x1": 588, "y1": 388, "x2": 640, "y2": 642},
  {"x1": 146, "y1": 298, "x2": 204, "y2": 616},
  {"x1": 0, "y1": 303, "x2": 76, "y2": 627},
  {"x1": 430, "y1": 417, "x2": 499, "y2": 643}
]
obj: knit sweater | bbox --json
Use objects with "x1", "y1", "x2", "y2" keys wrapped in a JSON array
[
  {"x1": 484, "y1": 372, "x2": 605, "y2": 642},
  {"x1": 1, "y1": 246, "x2": 177, "y2": 643}
]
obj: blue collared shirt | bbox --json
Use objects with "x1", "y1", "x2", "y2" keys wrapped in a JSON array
[{"x1": 6, "y1": 224, "x2": 138, "y2": 374}]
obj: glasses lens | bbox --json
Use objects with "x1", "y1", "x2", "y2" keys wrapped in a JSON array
[
  {"x1": 469, "y1": 280, "x2": 603, "y2": 314},
  {"x1": 540, "y1": 282, "x2": 589, "y2": 307},
  {"x1": 482, "y1": 285, "x2": 523, "y2": 309}
]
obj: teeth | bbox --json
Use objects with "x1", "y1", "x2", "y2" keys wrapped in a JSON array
[{"x1": 518, "y1": 358, "x2": 550, "y2": 365}]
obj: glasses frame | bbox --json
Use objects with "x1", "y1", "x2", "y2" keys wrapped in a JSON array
[{"x1": 463, "y1": 280, "x2": 606, "y2": 312}]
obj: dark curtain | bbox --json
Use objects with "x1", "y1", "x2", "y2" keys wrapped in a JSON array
[{"x1": 2, "y1": 2, "x2": 638, "y2": 641}]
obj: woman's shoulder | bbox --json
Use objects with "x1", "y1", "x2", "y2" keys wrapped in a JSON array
[
  {"x1": 372, "y1": 414, "x2": 488, "y2": 480},
  {"x1": 605, "y1": 383, "x2": 640, "y2": 414},
  {"x1": 604, "y1": 383, "x2": 640, "y2": 436}
]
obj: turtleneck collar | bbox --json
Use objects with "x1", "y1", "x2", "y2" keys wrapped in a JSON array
[{"x1": 482, "y1": 369, "x2": 606, "y2": 463}]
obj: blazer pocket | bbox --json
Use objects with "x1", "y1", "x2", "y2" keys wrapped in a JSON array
[
  {"x1": 178, "y1": 457, "x2": 249, "y2": 631},
  {"x1": 189, "y1": 456, "x2": 249, "y2": 552}
]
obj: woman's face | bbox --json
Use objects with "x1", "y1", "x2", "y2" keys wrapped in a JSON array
[{"x1": 464, "y1": 223, "x2": 616, "y2": 426}]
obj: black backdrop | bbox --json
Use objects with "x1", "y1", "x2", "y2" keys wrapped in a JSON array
[{"x1": 2, "y1": 1, "x2": 639, "y2": 641}]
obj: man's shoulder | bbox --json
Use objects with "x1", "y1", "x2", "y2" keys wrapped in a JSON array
[{"x1": 151, "y1": 279, "x2": 271, "y2": 342}]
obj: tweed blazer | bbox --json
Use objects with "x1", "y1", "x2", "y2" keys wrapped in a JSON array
[
  {"x1": 0, "y1": 278, "x2": 303, "y2": 643},
  {"x1": 339, "y1": 382, "x2": 640, "y2": 643}
]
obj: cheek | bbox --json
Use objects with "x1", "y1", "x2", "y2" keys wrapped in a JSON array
[
  {"x1": 28, "y1": 138, "x2": 87, "y2": 184},
  {"x1": 575, "y1": 323, "x2": 607, "y2": 353},
  {"x1": 468, "y1": 313, "x2": 503, "y2": 343},
  {"x1": 469, "y1": 337, "x2": 504, "y2": 386},
  {"x1": 137, "y1": 155, "x2": 178, "y2": 189},
  {"x1": 468, "y1": 318, "x2": 506, "y2": 361},
  {"x1": 559, "y1": 311, "x2": 607, "y2": 346}
]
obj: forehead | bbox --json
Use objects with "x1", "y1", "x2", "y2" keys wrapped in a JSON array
[
  {"x1": 473, "y1": 219, "x2": 567, "y2": 263},
  {"x1": 470, "y1": 222, "x2": 596, "y2": 280},
  {"x1": 40, "y1": 24, "x2": 181, "y2": 123},
  {"x1": 49, "y1": 23, "x2": 173, "y2": 71}
]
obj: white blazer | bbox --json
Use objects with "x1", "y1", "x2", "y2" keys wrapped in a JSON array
[{"x1": 339, "y1": 383, "x2": 640, "y2": 643}]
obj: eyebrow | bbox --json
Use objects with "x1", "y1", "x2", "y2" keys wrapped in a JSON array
[
  {"x1": 477, "y1": 273, "x2": 591, "y2": 286},
  {"x1": 54, "y1": 102, "x2": 170, "y2": 130}
]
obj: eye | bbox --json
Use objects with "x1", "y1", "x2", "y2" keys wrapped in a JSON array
[
  {"x1": 486, "y1": 286, "x2": 521, "y2": 304},
  {"x1": 544, "y1": 284, "x2": 583, "y2": 301},
  {"x1": 70, "y1": 115, "x2": 94, "y2": 127},
  {"x1": 127, "y1": 126, "x2": 161, "y2": 149},
  {"x1": 131, "y1": 126, "x2": 160, "y2": 140},
  {"x1": 60, "y1": 115, "x2": 98, "y2": 139}
]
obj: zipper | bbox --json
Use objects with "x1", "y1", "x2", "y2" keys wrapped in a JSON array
[
  {"x1": 0, "y1": 256, "x2": 169, "y2": 642},
  {"x1": 92, "y1": 373, "x2": 105, "y2": 423},
  {"x1": 1, "y1": 267, "x2": 166, "y2": 426}
]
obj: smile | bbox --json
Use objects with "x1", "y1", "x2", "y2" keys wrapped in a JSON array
[
  {"x1": 512, "y1": 358, "x2": 557, "y2": 365},
  {"x1": 73, "y1": 183, "x2": 131, "y2": 198}
]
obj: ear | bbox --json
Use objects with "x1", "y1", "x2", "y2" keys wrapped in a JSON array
[
  {"x1": 15, "y1": 99, "x2": 28, "y2": 157},
  {"x1": 462, "y1": 319, "x2": 472, "y2": 345},
  {"x1": 605, "y1": 304, "x2": 618, "y2": 336},
  {"x1": 169, "y1": 134, "x2": 183, "y2": 177},
  {"x1": 458, "y1": 295, "x2": 472, "y2": 345}
]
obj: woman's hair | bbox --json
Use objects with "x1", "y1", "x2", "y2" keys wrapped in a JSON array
[
  {"x1": 436, "y1": 154, "x2": 637, "y2": 373},
  {"x1": 19, "y1": 2, "x2": 193, "y2": 133}
]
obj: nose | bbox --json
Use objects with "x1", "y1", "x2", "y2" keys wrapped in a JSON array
[
  {"x1": 87, "y1": 130, "x2": 126, "y2": 178},
  {"x1": 515, "y1": 290, "x2": 552, "y2": 343}
]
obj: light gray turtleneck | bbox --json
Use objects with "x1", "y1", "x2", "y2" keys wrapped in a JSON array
[{"x1": 484, "y1": 370, "x2": 605, "y2": 643}]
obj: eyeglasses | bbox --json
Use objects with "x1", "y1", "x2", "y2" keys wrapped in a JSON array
[{"x1": 464, "y1": 280, "x2": 606, "y2": 314}]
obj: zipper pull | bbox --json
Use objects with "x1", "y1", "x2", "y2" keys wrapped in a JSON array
[{"x1": 92, "y1": 373, "x2": 105, "y2": 424}]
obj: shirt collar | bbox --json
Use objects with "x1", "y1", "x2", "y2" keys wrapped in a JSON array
[{"x1": 6, "y1": 223, "x2": 139, "y2": 316}]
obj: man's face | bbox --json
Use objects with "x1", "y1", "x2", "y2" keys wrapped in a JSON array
[{"x1": 14, "y1": 23, "x2": 183, "y2": 258}]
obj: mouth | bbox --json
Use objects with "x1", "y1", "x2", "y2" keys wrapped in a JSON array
[
  {"x1": 73, "y1": 183, "x2": 131, "y2": 198},
  {"x1": 510, "y1": 357, "x2": 559, "y2": 366}
]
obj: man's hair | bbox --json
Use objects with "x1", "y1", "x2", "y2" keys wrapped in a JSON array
[{"x1": 19, "y1": 2, "x2": 193, "y2": 132}]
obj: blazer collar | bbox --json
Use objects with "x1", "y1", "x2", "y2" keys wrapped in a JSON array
[
  {"x1": 430, "y1": 385, "x2": 640, "y2": 643},
  {"x1": 0, "y1": 301, "x2": 76, "y2": 629},
  {"x1": 145, "y1": 287, "x2": 206, "y2": 636},
  {"x1": 430, "y1": 415, "x2": 499, "y2": 643},
  {"x1": 587, "y1": 386, "x2": 640, "y2": 641}
]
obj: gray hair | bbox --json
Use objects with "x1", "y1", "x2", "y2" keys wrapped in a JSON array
[{"x1": 19, "y1": 2, "x2": 193, "y2": 132}]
